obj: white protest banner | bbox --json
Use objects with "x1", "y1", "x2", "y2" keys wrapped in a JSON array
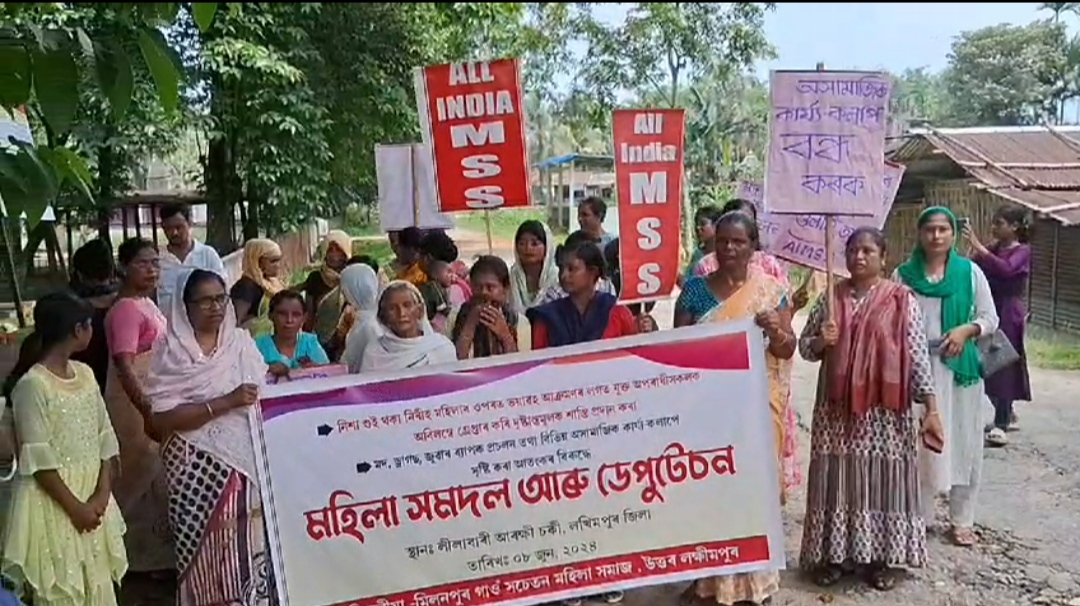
[
  {"x1": 254, "y1": 320, "x2": 785, "y2": 606},
  {"x1": 765, "y1": 70, "x2": 891, "y2": 216},
  {"x1": 376, "y1": 144, "x2": 454, "y2": 232}
]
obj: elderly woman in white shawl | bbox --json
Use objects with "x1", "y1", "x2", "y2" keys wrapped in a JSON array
[
  {"x1": 145, "y1": 268, "x2": 273, "y2": 606},
  {"x1": 340, "y1": 263, "x2": 382, "y2": 373},
  {"x1": 361, "y1": 280, "x2": 457, "y2": 372}
]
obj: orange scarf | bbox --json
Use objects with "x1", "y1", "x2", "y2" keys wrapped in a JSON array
[{"x1": 827, "y1": 279, "x2": 912, "y2": 416}]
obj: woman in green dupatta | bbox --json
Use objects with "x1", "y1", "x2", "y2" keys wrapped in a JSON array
[{"x1": 893, "y1": 206, "x2": 999, "y2": 547}]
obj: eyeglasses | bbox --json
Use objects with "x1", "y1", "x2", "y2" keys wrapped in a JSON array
[{"x1": 187, "y1": 294, "x2": 228, "y2": 310}]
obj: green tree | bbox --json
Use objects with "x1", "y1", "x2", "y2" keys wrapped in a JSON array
[
  {"x1": 888, "y1": 67, "x2": 949, "y2": 131},
  {"x1": 0, "y1": 2, "x2": 219, "y2": 225},
  {"x1": 575, "y1": 2, "x2": 775, "y2": 250},
  {"x1": 682, "y1": 72, "x2": 768, "y2": 207},
  {"x1": 1039, "y1": 2, "x2": 1080, "y2": 22},
  {"x1": 183, "y1": 3, "x2": 563, "y2": 248},
  {"x1": 942, "y1": 20, "x2": 1068, "y2": 127}
]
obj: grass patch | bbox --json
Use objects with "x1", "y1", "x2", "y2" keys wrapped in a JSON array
[
  {"x1": 351, "y1": 240, "x2": 394, "y2": 268},
  {"x1": 341, "y1": 222, "x2": 383, "y2": 238},
  {"x1": 1026, "y1": 326, "x2": 1080, "y2": 370},
  {"x1": 453, "y1": 208, "x2": 548, "y2": 242}
]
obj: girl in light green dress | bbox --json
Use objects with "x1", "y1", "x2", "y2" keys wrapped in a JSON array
[{"x1": 2, "y1": 292, "x2": 127, "y2": 606}]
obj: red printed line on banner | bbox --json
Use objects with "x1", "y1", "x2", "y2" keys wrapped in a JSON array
[{"x1": 333, "y1": 536, "x2": 769, "y2": 606}]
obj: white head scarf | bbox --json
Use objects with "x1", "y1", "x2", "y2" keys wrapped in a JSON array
[
  {"x1": 509, "y1": 222, "x2": 559, "y2": 314},
  {"x1": 359, "y1": 280, "x2": 456, "y2": 373},
  {"x1": 145, "y1": 268, "x2": 267, "y2": 478},
  {"x1": 339, "y1": 264, "x2": 383, "y2": 373}
]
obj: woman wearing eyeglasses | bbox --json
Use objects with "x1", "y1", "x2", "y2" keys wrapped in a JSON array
[{"x1": 146, "y1": 269, "x2": 273, "y2": 606}]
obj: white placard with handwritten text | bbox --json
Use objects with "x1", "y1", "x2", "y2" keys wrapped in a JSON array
[{"x1": 765, "y1": 70, "x2": 891, "y2": 216}]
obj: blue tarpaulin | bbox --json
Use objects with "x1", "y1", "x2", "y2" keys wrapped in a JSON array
[{"x1": 532, "y1": 153, "x2": 613, "y2": 169}]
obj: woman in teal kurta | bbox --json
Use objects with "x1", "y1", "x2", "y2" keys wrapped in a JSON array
[{"x1": 254, "y1": 290, "x2": 330, "y2": 380}]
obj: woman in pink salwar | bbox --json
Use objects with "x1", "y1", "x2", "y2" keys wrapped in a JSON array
[{"x1": 694, "y1": 199, "x2": 802, "y2": 493}]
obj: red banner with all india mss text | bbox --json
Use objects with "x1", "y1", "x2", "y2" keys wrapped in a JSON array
[
  {"x1": 613, "y1": 109, "x2": 685, "y2": 304},
  {"x1": 414, "y1": 59, "x2": 532, "y2": 212}
]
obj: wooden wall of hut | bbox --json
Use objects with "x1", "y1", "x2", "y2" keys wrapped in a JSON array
[
  {"x1": 882, "y1": 179, "x2": 997, "y2": 272},
  {"x1": 882, "y1": 177, "x2": 1080, "y2": 333},
  {"x1": 1029, "y1": 219, "x2": 1080, "y2": 332}
]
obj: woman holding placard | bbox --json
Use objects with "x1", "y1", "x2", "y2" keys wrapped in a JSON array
[
  {"x1": 145, "y1": 269, "x2": 272, "y2": 606},
  {"x1": 528, "y1": 239, "x2": 634, "y2": 606},
  {"x1": 527, "y1": 241, "x2": 636, "y2": 351},
  {"x1": 798, "y1": 227, "x2": 941, "y2": 590},
  {"x1": 894, "y1": 207, "x2": 998, "y2": 548},
  {"x1": 674, "y1": 211, "x2": 796, "y2": 606}
]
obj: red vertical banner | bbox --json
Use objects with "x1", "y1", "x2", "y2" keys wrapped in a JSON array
[
  {"x1": 613, "y1": 109, "x2": 685, "y2": 304},
  {"x1": 414, "y1": 59, "x2": 531, "y2": 212}
]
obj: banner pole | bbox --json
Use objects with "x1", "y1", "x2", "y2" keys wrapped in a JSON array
[
  {"x1": 484, "y1": 210, "x2": 494, "y2": 255},
  {"x1": 815, "y1": 61, "x2": 836, "y2": 324},
  {"x1": 410, "y1": 144, "x2": 421, "y2": 228}
]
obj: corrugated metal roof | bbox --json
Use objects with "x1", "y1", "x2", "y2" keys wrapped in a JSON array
[{"x1": 889, "y1": 126, "x2": 1080, "y2": 225}]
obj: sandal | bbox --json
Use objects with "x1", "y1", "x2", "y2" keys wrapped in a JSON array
[
  {"x1": 986, "y1": 427, "x2": 1008, "y2": 447},
  {"x1": 950, "y1": 526, "x2": 977, "y2": 547},
  {"x1": 812, "y1": 565, "x2": 844, "y2": 587},
  {"x1": 866, "y1": 566, "x2": 901, "y2": 591}
]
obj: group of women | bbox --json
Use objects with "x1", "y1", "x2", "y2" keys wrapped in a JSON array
[{"x1": 0, "y1": 194, "x2": 1032, "y2": 606}]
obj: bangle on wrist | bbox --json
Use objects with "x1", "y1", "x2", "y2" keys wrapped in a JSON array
[{"x1": 205, "y1": 402, "x2": 215, "y2": 418}]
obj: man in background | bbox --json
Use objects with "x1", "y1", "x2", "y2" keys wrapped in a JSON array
[{"x1": 157, "y1": 203, "x2": 226, "y2": 312}]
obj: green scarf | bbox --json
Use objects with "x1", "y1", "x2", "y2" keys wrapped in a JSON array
[{"x1": 896, "y1": 206, "x2": 981, "y2": 387}]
